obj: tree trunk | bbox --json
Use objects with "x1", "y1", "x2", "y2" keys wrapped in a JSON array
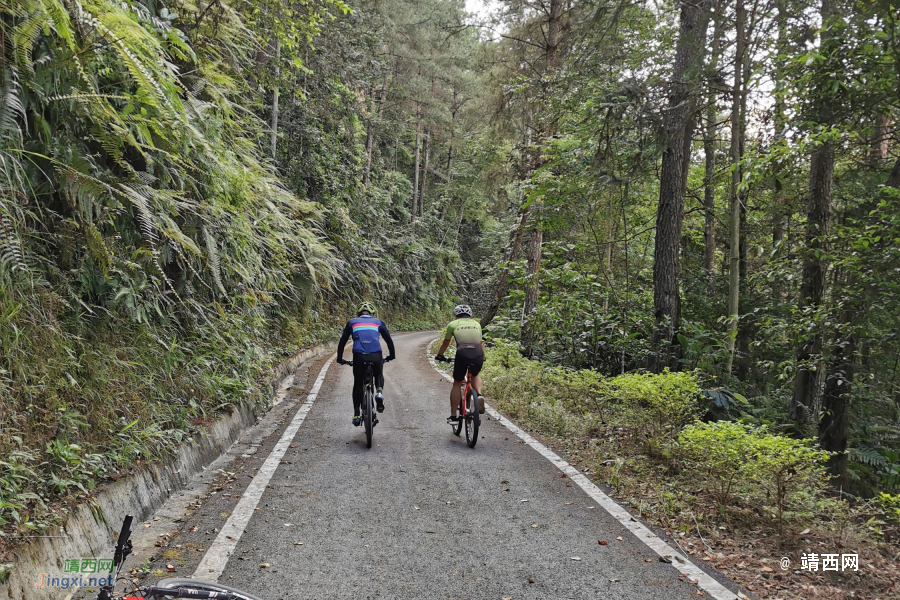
[
  {"x1": 649, "y1": 0, "x2": 712, "y2": 373},
  {"x1": 791, "y1": 141, "x2": 834, "y2": 424},
  {"x1": 771, "y1": 0, "x2": 789, "y2": 302},
  {"x1": 725, "y1": 0, "x2": 745, "y2": 375},
  {"x1": 790, "y1": 0, "x2": 842, "y2": 427},
  {"x1": 520, "y1": 0, "x2": 563, "y2": 357},
  {"x1": 420, "y1": 130, "x2": 430, "y2": 216},
  {"x1": 521, "y1": 222, "x2": 543, "y2": 357},
  {"x1": 703, "y1": 106, "x2": 718, "y2": 281},
  {"x1": 870, "y1": 113, "x2": 891, "y2": 166},
  {"x1": 820, "y1": 292, "x2": 854, "y2": 491},
  {"x1": 411, "y1": 112, "x2": 421, "y2": 222},
  {"x1": 363, "y1": 74, "x2": 388, "y2": 188},
  {"x1": 703, "y1": 4, "x2": 724, "y2": 284},
  {"x1": 270, "y1": 39, "x2": 280, "y2": 159},
  {"x1": 481, "y1": 205, "x2": 530, "y2": 329}
]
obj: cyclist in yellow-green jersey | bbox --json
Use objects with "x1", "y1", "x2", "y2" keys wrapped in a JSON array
[{"x1": 435, "y1": 304, "x2": 485, "y2": 421}]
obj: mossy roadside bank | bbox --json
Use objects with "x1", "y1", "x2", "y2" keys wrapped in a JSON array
[{"x1": 0, "y1": 340, "x2": 335, "y2": 600}]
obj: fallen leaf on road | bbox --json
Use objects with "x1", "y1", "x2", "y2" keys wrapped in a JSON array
[
  {"x1": 645, "y1": 559, "x2": 654, "y2": 563},
  {"x1": 679, "y1": 573, "x2": 689, "y2": 578},
  {"x1": 800, "y1": 528, "x2": 810, "y2": 535},
  {"x1": 259, "y1": 563, "x2": 270, "y2": 568},
  {"x1": 565, "y1": 502, "x2": 573, "y2": 505},
  {"x1": 189, "y1": 527, "x2": 197, "y2": 532},
  {"x1": 609, "y1": 578, "x2": 618, "y2": 583},
  {"x1": 166, "y1": 565, "x2": 175, "y2": 573},
  {"x1": 521, "y1": 499, "x2": 529, "y2": 503},
  {"x1": 265, "y1": 518, "x2": 269, "y2": 523},
  {"x1": 761, "y1": 566, "x2": 773, "y2": 572},
  {"x1": 294, "y1": 541, "x2": 303, "y2": 545},
  {"x1": 659, "y1": 557, "x2": 673, "y2": 564},
  {"x1": 598, "y1": 541, "x2": 608, "y2": 545},
  {"x1": 571, "y1": 557, "x2": 581, "y2": 561},
  {"x1": 616, "y1": 536, "x2": 623, "y2": 541},
  {"x1": 528, "y1": 579, "x2": 535, "y2": 584},
  {"x1": 531, "y1": 524, "x2": 537, "y2": 529},
  {"x1": 414, "y1": 506, "x2": 420, "y2": 510}
]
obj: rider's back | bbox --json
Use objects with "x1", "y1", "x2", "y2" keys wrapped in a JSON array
[{"x1": 348, "y1": 315, "x2": 387, "y2": 354}]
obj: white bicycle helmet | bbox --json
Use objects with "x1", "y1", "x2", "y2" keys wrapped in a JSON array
[{"x1": 453, "y1": 304, "x2": 472, "y2": 317}]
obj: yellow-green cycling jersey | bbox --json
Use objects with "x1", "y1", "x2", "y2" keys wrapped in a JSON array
[
  {"x1": 443, "y1": 317, "x2": 483, "y2": 346},
  {"x1": 444, "y1": 317, "x2": 485, "y2": 379}
]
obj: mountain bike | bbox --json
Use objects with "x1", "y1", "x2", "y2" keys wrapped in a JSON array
[
  {"x1": 436, "y1": 355, "x2": 480, "y2": 448},
  {"x1": 341, "y1": 357, "x2": 391, "y2": 448},
  {"x1": 96, "y1": 515, "x2": 262, "y2": 600}
]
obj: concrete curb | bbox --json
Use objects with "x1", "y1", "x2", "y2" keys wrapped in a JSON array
[{"x1": 1, "y1": 341, "x2": 334, "y2": 600}]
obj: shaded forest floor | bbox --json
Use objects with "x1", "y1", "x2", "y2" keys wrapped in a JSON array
[{"x1": 544, "y1": 424, "x2": 899, "y2": 599}]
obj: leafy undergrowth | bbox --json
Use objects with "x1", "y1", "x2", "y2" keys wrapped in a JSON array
[{"x1": 472, "y1": 339, "x2": 900, "y2": 600}]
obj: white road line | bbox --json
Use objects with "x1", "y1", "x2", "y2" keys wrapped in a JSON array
[
  {"x1": 193, "y1": 355, "x2": 334, "y2": 582},
  {"x1": 427, "y1": 341, "x2": 738, "y2": 600}
]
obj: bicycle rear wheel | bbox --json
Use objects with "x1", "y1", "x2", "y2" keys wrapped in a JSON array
[
  {"x1": 155, "y1": 578, "x2": 264, "y2": 600},
  {"x1": 364, "y1": 386, "x2": 374, "y2": 448},
  {"x1": 451, "y1": 398, "x2": 463, "y2": 436},
  {"x1": 465, "y1": 388, "x2": 479, "y2": 448}
]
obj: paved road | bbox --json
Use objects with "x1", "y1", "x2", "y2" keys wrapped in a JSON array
[{"x1": 99, "y1": 331, "x2": 739, "y2": 600}]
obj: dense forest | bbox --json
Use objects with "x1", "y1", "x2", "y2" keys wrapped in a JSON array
[{"x1": 1, "y1": 0, "x2": 899, "y2": 593}]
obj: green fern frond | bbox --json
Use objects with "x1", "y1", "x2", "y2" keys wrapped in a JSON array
[{"x1": 849, "y1": 447, "x2": 890, "y2": 469}]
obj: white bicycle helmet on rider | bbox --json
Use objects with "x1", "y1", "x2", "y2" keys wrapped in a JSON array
[{"x1": 453, "y1": 304, "x2": 472, "y2": 317}]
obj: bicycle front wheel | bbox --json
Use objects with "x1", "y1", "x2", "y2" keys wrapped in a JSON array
[
  {"x1": 154, "y1": 578, "x2": 264, "y2": 600},
  {"x1": 364, "y1": 387, "x2": 374, "y2": 448},
  {"x1": 465, "y1": 388, "x2": 479, "y2": 448}
]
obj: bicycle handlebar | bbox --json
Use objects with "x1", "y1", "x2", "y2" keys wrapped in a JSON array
[
  {"x1": 339, "y1": 357, "x2": 393, "y2": 367},
  {"x1": 143, "y1": 587, "x2": 235, "y2": 600}
]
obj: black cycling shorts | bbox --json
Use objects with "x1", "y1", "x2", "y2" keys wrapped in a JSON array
[{"x1": 453, "y1": 344, "x2": 485, "y2": 382}]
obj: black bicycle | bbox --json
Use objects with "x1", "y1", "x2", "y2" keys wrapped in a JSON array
[
  {"x1": 341, "y1": 357, "x2": 390, "y2": 448},
  {"x1": 96, "y1": 515, "x2": 262, "y2": 600}
]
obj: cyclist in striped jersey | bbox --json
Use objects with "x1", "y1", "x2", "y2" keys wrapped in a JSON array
[{"x1": 336, "y1": 302, "x2": 396, "y2": 426}]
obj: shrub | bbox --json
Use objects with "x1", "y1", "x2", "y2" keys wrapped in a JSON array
[
  {"x1": 750, "y1": 431, "x2": 829, "y2": 530},
  {"x1": 608, "y1": 370, "x2": 700, "y2": 441},
  {"x1": 678, "y1": 421, "x2": 758, "y2": 504},
  {"x1": 876, "y1": 492, "x2": 900, "y2": 524}
]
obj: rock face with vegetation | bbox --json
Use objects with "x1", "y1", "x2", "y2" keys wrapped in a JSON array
[{"x1": 2, "y1": 0, "x2": 900, "y2": 596}]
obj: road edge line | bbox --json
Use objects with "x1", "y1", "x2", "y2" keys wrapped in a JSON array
[
  {"x1": 192, "y1": 355, "x2": 335, "y2": 582},
  {"x1": 426, "y1": 339, "x2": 739, "y2": 600}
]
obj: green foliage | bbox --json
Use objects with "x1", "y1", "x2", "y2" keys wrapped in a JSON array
[
  {"x1": 607, "y1": 370, "x2": 701, "y2": 442},
  {"x1": 750, "y1": 431, "x2": 830, "y2": 529},
  {"x1": 876, "y1": 493, "x2": 900, "y2": 524},
  {"x1": 678, "y1": 421, "x2": 758, "y2": 504}
]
